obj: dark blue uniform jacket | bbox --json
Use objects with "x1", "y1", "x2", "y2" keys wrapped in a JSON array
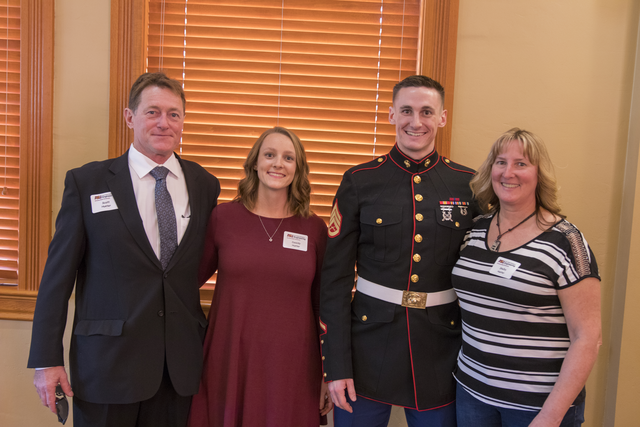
[{"x1": 320, "y1": 144, "x2": 479, "y2": 410}]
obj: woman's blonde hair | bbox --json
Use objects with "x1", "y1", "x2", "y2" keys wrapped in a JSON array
[
  {"x1": 234, "y1": 127, "x2": 312, "y2": 217},
  {"x1": 470, "y1": 127, "x2": 564, "y2": 226}
]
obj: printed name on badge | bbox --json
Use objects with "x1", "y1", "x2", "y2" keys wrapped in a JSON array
[
  {"x1": 283, "y1": 231, "x2": 308, "y2": 251},
  {"x1": 91, "y1": 192, "x2": 119, "y2": 214},
  {"x1": 489, "y1": 256, "x2": 521, "y2": 280}
]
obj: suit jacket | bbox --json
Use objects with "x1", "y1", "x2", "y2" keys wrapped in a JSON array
[
  {"x1": 27, "y1": 151, "x2": 220, "y2": 404},
  {"x1": 319, "y1": 145, "x2": 479, "y2": 410}
]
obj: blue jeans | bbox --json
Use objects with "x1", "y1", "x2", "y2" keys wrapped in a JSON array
[
  {"x1": 333, "y1": 394, "x2": 456, "y2": 427},
  {"x1": 455, "y1": 383, "x2": 585, "y2": 427}
]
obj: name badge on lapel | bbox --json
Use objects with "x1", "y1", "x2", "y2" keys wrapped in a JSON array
[
  {"x1": 91, "y1": 192, "x2": 119, "y2": 214},
  {"x1": 283, "y1": 231, "x2": 308, "y2": 251}
]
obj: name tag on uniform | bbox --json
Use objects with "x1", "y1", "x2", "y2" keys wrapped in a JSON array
[
  {"x1": 283, "y1": 231, "x2": 308, "y2": 251},
  {"x1": 91, "y1": 192, "x2": 118, "y2": 213},
  {"x1": 489, "y1": 257, "x2": 520, "y2": 279}
]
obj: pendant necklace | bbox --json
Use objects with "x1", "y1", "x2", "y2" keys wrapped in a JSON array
[
  {"x1": 258, "y1": 216, "x2": 284, "y2": 242},
  {"x1": 489, "y1": 211, "x2": 536, "y2": 252}
]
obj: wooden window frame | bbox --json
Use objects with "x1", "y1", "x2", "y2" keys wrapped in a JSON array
[{"x1": 0, "y1": 0, "x2": 54, "y2": 320}]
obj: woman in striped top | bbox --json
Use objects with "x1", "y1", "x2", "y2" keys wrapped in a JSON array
[{"x1": 452, "y1": 128, "x2": 601, "y2": 427}]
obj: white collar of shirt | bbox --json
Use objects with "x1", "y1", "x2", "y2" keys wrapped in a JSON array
[
  {"x1": 127, "y1": 143, "x2": 191, "y2": 259},
  {"x1": 128, "y1": 143, "x2": 184, "y2": 181}
]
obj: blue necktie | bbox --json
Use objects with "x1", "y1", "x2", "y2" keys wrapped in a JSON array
[{"x1": 149, "y1": 166, "x2": 177, "y2": 270}]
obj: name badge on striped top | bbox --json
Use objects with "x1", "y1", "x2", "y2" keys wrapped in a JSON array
[{"x1": 489, "y1": 257, "x2": 521, "y2": 279}]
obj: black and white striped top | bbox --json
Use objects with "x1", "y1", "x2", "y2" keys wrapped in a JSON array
[{"x1": 451, "y1": 214, "x2": 599, "y2": 411}]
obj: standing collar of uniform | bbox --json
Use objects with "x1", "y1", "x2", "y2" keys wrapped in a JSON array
[
  {"x1": 388, "y1": 144, "x2": 439, "y2": 174},
  {"x1": 128, "y1": 144, "x2": 183, "y2": 180}
]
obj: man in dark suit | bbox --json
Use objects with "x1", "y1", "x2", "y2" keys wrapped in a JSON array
[{"x1": 28, "y1": 72, "x2": 220, "y2": 427}]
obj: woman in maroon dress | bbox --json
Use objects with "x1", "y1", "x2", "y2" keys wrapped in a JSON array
[{"x1": 189, "y1": 127, "x2": 333, "y2": 427}]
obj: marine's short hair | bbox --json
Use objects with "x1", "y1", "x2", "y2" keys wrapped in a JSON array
[{"x1": 392, "y1": 75, "x2": 445, "y2": 107}]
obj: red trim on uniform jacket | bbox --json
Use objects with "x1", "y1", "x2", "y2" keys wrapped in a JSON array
[
  {"x1": 350, "y1": 156, "x2": 387, "y2": 174},
  {"x1": 350, "y1": 393, "x2": 456, "y2": 411},
  {"x1": 442, "y1": 158, "x2": 475, "y2": 174},
  {"x1": 394, "y1": 144, "x2": 436, "y2": 163},
  {"x1": 388, "y1": 148, "x2": 440, "y2": 173},
  {"x1": 319, "y1": 317, "x2": 330, "y2": 382},
  {"x1": 406, "y1": 305, "x2": 422, "y2": 408}
]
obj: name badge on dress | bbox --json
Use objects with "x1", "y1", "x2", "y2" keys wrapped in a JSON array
[
  {"x1": 283, "y1": 231, "x2": 308, "y2": 251},
  {"x1": 91, "y1": 192, "x2": 118, "y2": 214},
  {"x1": 489, "y1": 257, "x2": 521, "y2": 279}
]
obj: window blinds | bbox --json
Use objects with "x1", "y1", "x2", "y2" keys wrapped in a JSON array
[{"x1": 0, "y1": 0, "x2": 20, "y2": 284}]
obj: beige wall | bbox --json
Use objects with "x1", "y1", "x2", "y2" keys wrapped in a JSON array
[
  {"x1": 1, "y1": 0, "x2": 639, "y2": 426},
  {"x1": 52, "y1": 0, "x2": 111, "y2": 208},
  {"x1": 611, "y1": 113, "x2": 640, "y2": 425},
  {"x1": 607, "y1": 18, "x2": 640, "y2": 425}
]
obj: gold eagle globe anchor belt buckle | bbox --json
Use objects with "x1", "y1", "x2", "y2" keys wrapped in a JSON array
[
  {"x1": 355, "y1": 276, "x2": 457, "y2": 309},
  {"x1": 401, "y1": 290, "x2": 428, "y2": 308}
]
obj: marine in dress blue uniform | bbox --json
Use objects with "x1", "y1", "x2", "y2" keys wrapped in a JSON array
[{"x1": 319, "y1": 76, "x2": 479, "y2": 427}]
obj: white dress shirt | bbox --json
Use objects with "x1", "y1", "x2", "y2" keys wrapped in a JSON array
[{"x1": 128, "y1": 144, "x2": 191, "y2": 260}]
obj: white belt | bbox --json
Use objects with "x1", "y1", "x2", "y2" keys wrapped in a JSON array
[{"x1": 356, "y1": 277, "x2": 457, "y2": 309}]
